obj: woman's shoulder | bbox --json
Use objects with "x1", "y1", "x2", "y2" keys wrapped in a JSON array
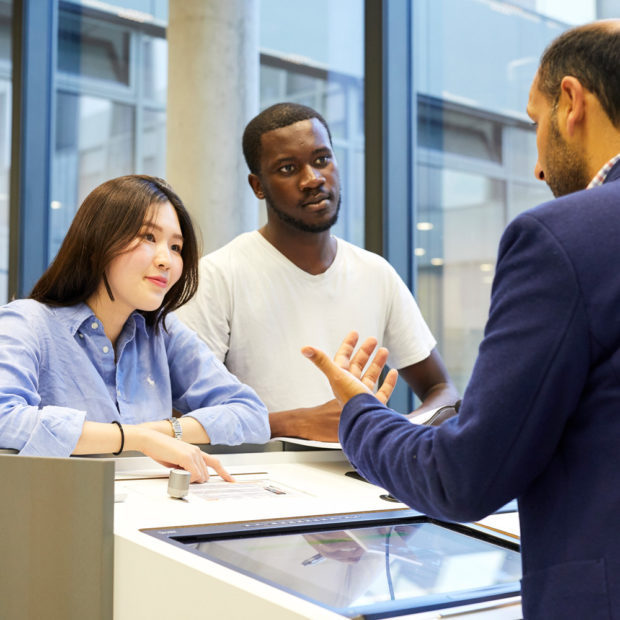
[
  {"x1": 0, "y1": 299, "x2": 57, "y2": 346},
  {"x1": 0, "y1": 298, "x2": 52, "y2": 320}
]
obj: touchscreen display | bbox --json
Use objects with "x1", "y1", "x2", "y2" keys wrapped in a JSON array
[{"x1": 181, "y1": 520, "x2": 521, "y2": 616}]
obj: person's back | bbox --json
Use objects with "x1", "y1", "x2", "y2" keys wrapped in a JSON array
[
  {"x1": 299, "y1": 21, "x2": 620, "y2": 618},
  {"x1": 512, "y1": 170, "x2": 620, "y2": 616}
]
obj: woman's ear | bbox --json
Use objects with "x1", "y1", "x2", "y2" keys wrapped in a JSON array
[{"x1": 248, "y1": 173, "x2": 265, "y2": 200}]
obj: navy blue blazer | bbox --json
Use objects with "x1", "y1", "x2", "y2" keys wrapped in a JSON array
[{"x1": 340, "y1": 161, "x2": 620, "y2": 619}]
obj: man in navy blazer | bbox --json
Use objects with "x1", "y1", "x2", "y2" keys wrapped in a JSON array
[{"x1": 301, "y1": 20, "x2": 620, "y2": 619}]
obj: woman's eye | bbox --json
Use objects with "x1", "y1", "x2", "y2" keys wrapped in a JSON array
[
  {"x1": 171, "y1": 244, "x2": 183, "y2": 253},
  {"x1": 143, "y1": 232, "x2": 156, "y2": 242}
]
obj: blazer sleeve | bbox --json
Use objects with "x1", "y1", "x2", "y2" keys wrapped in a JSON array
[{"x1": 340, "y1": 213, "x2": 590, "y2": 522}]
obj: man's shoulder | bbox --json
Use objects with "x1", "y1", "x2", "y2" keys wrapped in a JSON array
[
  {"x1": 336, "y1": 236, "x2": 389, "y2": 263},
  {"x1": 335, "y1": 237, "x2": 399, "y2": 274},
  {"x1": 203, "y1": 231, "x2": 259, "y2": 258},
  {"x1": 200, "y1": 231, "x2": 263, "y2": 269},
  {"x1": 526, "y1": 176, "x2": 620, "y2": 227},
  {"x1": 503, "y1": 179, "x2": 620, "y2": 264}
]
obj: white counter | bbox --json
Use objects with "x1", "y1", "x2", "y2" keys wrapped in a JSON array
[{"x1": 113, "y1": 450, "x2": 522, "y2": 619}]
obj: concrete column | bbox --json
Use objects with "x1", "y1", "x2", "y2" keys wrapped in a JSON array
[{"x1": 166, "y1": 0, "x2": 259, "y2": 253}]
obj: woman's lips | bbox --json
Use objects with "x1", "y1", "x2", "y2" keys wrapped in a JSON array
[{"x1": 146, "y1": 276, "x2": 168, "y2": 288}]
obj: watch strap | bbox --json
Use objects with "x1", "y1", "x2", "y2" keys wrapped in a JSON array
[{"x1": 168, "y1": 417, "x2": 182, "y2": 440}]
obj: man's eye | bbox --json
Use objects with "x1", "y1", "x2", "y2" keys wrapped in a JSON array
[
  {"x1": 315, "y1": 155, "x2": 331, "y2": 166},
  {"x1": 279, "y1": 164, "x2": 295, "y2": 174}
]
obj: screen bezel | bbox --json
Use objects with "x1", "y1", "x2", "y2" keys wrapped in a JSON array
[{"x1": 142, "y1": 509, "x2": 521, "y2": 619}]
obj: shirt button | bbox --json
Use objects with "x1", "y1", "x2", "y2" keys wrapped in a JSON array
[
  {"x1": 91, "y1": 322, "x2": 99, "y2": 330},
  {"x1": 78, "y1": 333, "x2": 84, "y2": 339},
  {"x1": 103, "y1": 346, "x2": 109, "y2": 353}
]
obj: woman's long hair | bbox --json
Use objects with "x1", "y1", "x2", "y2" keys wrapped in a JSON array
[{"x1": 30, "y1": 175, "x2": 200, "y2": 328}]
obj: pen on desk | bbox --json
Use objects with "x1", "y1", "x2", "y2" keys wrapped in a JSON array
[{"x1": 264, "y1": 485, "x2": 286, "y2": 495}]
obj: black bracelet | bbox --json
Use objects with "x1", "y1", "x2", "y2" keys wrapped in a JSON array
[{"x1": 111, "y1": 420, "x2": 124, "y2": 455}]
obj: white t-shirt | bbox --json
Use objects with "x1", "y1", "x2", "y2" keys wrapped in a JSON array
[{"x1": 176, "y1": 231, "x2": 436, "y2": 412}]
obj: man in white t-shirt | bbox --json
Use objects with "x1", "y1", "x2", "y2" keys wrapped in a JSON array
[{"x1": 176, "y1": 102, "x2": 459, "y2": 441}]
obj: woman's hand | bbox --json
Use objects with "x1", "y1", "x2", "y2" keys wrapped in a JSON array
[
  {"x1": 126, "y1": 426, "x2": 233, "y2": 483},
  {"x1": 301, "y1": 331, "x2": 398, "y2": 406}
]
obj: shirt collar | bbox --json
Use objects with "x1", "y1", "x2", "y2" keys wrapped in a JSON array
[
  {"x1": 587, "y1": 153, "x2": 620, "y2": 189},
  {"x1": 49, "y1": 303, "x2": 149, "y2": 338}
]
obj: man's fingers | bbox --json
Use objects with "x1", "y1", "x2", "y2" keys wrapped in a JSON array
[
  {"x1": 332, "y1": 330, "x2": 359, "y2": 370},
  {"x1": 375, "y1": 369, "x2": 399, "y2": 404},
  {"x1": 302, "y1": 335, "x2": 395, "y2": 407},
  {"x1": 349, "y1": 337, "x2": 379, "y2": 378},
  {"x1": 301, "y1": 345, "x2": 340, "y2": 378},
  {"x1": 359, "y1": 347, "x2": 389, "y2": 390}
]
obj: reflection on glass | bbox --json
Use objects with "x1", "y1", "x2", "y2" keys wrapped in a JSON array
[
  {"x1": 142, "y1": 109, "x2": 166, "y2": 176},
  {"x1": 58, "y1": 11, "x2": 130, "y2": 84},
  {"x1": 412, "y1": 0, "x2": 571, "y2": 395},
  {"x1": 189, "y1": 522, "x2": 521, "y2": 613},
  {"x1": 508, "y1": 180, "x2": 553, "y2": 223},
  {"x1": 418, "y1": 97, "x2": 502, "y2": 163},
  {"x1": 142, "y1": 36, "x2": 168, "y2": 106},
  {"x1": 417, "y1": 165, "x2": 504, "y2": 392},
  {"x1": 51, "y1": 92, "x2": 134, "y2": 259}
]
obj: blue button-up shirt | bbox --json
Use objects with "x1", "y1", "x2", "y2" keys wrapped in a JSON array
[{"x1": 0, "y1": 299, "x2": 269, "y2": 456}]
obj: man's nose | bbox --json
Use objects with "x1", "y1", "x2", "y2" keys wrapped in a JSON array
[
  {"x1": 300, "y1": 164, "x2": 325, "y2": 189},
  {"x1": 534, "y1": 161, "x2": 545, "y2": 181}
]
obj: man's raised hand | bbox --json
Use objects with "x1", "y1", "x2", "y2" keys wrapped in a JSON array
[{"x1": 302, "y1": 331, "x2": 398, "y2": 406}]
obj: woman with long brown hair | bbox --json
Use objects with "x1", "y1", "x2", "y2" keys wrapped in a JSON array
[{"x1": 0, "y1": 175, "x2": 269, "y2": 481}]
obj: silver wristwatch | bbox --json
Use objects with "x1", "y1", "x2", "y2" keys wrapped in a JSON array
[{"x1": 168, "y1": 417, "x2": 182, "y2": 440}]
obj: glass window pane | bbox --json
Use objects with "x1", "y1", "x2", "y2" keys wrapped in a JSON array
[
  {"x1": 259, "y1": 0, "x2": 364, "y2": 247},
  {"x1": 418, "y1": 98, "x2": 503, "y2": 164},
  {"x1": 416, "y1": 166, "x2": 505, "y2": 393},
  {"x1": 142, "y1": 35, "x2": 167, "y2": 105},
  {"x1": 58, "y1": 11, "x2": 130, "y2": 84},
  {"x1": 412, "y1": 0, "x2": 570, "y2": 389},
  {"x1": 0, "y1": 0, "x2": 10, "y2": 304},
  {"x1": 507, "y1": 180, "x2": 552, "y2": 222},
  {"x1": 51, "y1": 92, "x2": 135, "y2": 259},
  {"x1": 504, "y1": 125, "x2": 540, "y2": 179},
  {"x1": 141, "y1": 109, "x2": 166, "y2": 176}
]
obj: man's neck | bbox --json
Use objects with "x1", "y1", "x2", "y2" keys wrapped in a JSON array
[{"x1": 259, "y1": 224, "x2": 337, "y2": 275}]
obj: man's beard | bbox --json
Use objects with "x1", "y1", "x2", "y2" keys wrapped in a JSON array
[
  {"x1": 545, "y1": 112, "x2": 591, "y2": 198},
  {"x1": 265, "y1": 191, "x2": 341, "y2": 233}
]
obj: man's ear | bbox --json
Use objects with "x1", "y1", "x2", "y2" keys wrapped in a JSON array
[
  {"x1": 560, "y1": 76, "x2": 586, "y2": 137},
  {"x1": 248, "y1": 173, "x2": 264, "y2": 199}
]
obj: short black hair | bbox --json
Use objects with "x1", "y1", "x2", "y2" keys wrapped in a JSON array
[
  {"x1": 538, "y1": 21, "x2": 620, "y2": 126},
  {"x1": 242, "y1": 102, "x2": 333, "y2": 174}
]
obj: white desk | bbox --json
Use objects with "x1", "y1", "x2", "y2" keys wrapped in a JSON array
[{"x1": 113, "y1": 450, "x2": 522, "y2": 619}]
